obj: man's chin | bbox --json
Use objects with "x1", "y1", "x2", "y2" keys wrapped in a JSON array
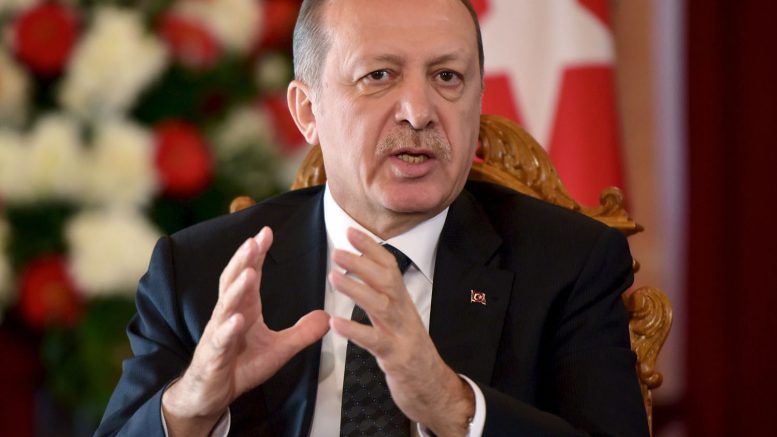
[{"x1": 379, "y1": 192, "x2": 451, "y2": 216}]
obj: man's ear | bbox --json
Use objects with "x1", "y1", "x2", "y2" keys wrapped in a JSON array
[{"x1": 287, "y1": 80, "x2": 319, "y2": 145}]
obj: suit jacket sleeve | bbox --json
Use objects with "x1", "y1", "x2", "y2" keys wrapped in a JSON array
[
  {"x1": 480, "y1": 227, "x2": 648, "y2": 436},
  {"x1": 95, "y1": 236, "x2": 196, "y2": 437}
]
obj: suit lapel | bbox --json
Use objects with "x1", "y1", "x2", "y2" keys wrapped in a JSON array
[
  {"x1": 231, "y1": 188, "x2": 327, "y2": 436},
  {"x1": 430, "y1": 189, "x2": 514, "y2": 385}
]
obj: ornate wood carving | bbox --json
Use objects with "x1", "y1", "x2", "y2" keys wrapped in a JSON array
[
  {"x1": 625, "y1": 287, "x2": 673, "y2": 390},
  {"x1": 473, "y1": 114, "x2": 642, "y2": 236},
  {"x1": 624, "y1": 286, "x2": 673, "y2": 434},
  {"x1": 240, "y1": 114, "x2": 673, "y2": 434},
  {"x1": 291, "y1": 145, "x2": 327, "y2": 190},
  {"x1": 229, "y1": 195, "x2": 256, "y2": 214},
  {"x1": 473, "y1": 114, "x2": 579, "y2": 210}
]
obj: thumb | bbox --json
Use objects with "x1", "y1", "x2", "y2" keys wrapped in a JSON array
[{"x1": 276, "y1": 310, "x2": 330, "y2": 358}]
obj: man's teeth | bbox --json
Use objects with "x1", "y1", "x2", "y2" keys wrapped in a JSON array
[{"x1": 397, "y1": 153, "x2": 428, "y2": 164}]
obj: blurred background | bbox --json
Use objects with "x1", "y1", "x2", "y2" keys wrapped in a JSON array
[{"x1": 0, "y1": 0, "x2": 774, "y2": 436}]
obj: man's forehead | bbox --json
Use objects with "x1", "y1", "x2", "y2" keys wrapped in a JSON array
[
  {"x1": 321, "y1": 0, "x2": 478, "y2": 62},
  {"x1": 323, "y1": 0, "x2": 472, "y2": 34}
]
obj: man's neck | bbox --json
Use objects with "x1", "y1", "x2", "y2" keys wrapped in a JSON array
[
  {"x1": 324, "y1": 184, "x2": 446, "y2": 240},
  {"x1": 359, "y1": 212, "x2": 441, "y2": 240},
  {"x1": 323, "y1": 186, "x2": 447, "y2": 281}
]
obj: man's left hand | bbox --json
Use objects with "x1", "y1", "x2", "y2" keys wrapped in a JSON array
[{"x1": 329, "y1": 228, "x2": 475, "y2": 437}]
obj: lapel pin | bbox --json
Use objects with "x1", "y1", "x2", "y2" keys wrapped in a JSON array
[{"x1": 470, "y1": 290, "x2": 487, "y2": 305}]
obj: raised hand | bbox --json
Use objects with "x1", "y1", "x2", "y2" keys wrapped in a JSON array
[
  {"x1": 329, "y1": 228, "x2": 475, "y2": 437},
  {"x1": 162, "y1": 227, "x2": 330, "y2": 436}
]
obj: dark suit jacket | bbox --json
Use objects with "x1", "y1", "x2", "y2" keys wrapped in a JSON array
[{"x1": 96, "y1": 181, "x2": 648, "y2": 436}]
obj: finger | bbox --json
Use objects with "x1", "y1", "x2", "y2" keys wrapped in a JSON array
[
  {"x1": 332, "y1": 248, "x2": 392, "y2": 287},
  {"x1": 188, "y1": 312, "x2": 245, "y2": 380},
  {"x1": 346, "y1": 227, "x2": 396, "y2": 268},
  {"x1": 219, "y1": 238, "x2": 258, "y2": 296},
  {"x1": 330, "y1": 315, "x2": 385, "y2": 357},
  {"x1": 332, "y1": 247, "x2": 409, "y2": 305},
  {"x1": 250, "y1": 227, "x2": 273, "y2": 273},
  {"x1": 218, "y1": 227, "x2": 271, "y2": 297},
  {"x1": 275, "y1": 310, "x2": 330, "y2": 358},
  {"x1": 214, "y1": 267, "x2": 261, "y2": 324},
  {"x1": 211, "y1": 313, "x2": 244, "y2": 354},
  {"x1": 329, "y1": 269, "x2": 392, "y2": 324},
  {"x1": 243, "y1": 227, "x2": 273, "y2": 298}
]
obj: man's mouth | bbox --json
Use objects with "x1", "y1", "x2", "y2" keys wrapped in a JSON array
[
  {"x1": 377, "y1": 126, "x2": 452, "y2": 164},
  {"x1": 396, "y1": 152, "x2": 430, "y2": 164}
]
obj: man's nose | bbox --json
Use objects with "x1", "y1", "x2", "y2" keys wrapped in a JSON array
[{"x1": 394, "y1": 76, "x2": 437, "y2": 130}]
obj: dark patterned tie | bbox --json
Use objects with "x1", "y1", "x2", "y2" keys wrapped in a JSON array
[{"x1": 340, "y1": 244, "x2": 412, "y2": 436}]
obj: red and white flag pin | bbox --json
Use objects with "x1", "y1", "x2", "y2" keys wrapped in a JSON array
[{"x1": 470, "y1": 290, "x2": 487, "y2": 305}]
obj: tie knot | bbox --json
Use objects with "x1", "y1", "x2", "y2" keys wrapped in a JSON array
[{"x1": 382, "y1": 244, "x2": 412, "y2": 274}]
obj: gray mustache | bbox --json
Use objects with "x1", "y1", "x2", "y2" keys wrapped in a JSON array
[{"x1": 376, "y1": 127, "x2": 451, "y2": 161}]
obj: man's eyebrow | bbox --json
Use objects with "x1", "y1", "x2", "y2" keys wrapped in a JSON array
[
  {"x1": 369, "y1": 54, "x2": 404, "y2": 65},
  {"x1": 362, "y1": 52, "x2": 469, "y2": 67},
  {"x1": 427, "y1": 52, "x2": 466, "y2": 66}
]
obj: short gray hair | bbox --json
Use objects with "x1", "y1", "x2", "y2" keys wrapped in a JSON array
[{"x1": 292, "y1": 0, "x2": 484, "y2": 91}]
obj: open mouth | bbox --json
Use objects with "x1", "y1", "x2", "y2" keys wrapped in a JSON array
[{"x1": 396, "y1": 152, "x2": 431, "y2": 164}]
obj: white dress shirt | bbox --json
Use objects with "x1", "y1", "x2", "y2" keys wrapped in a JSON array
[
  {"x1": 164, "y1": 184, "x2": 485, "y2": 436},
  {"x1": 310, "y1": 186, "x2": 485, "y2": 436}
]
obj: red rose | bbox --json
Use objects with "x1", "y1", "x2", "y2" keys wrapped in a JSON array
[
  {"x1": 159, "y1": 13, "x2": 221, "y2": 70},
  {"x1": 18, "y1": 255, "x2": 83, "y2": 329},
  {"x1": 154, "y1": 120, "x2": 213, "y2": 197},
  {"x1": 13, "y1": 2, "x2": 79, "y2": 76},
  {"x1": 256, "y1": 0, "x2": 300, "y2": 50},
  {"x1": 262, "y1": 93, "x2": 306, "y2": 153}
]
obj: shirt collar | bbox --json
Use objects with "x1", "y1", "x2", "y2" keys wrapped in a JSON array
[{"x1": 323, "y1": 184, "x2": 447, "y2": 282}]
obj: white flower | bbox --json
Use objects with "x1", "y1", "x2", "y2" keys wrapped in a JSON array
[
  {"x1": 84, "y1": 118, "x2": 158, "y2": 207},
  {"x1": 279, "y1": 143, "x2": 309, "y2": 188},
  {"x1": 177, "y1": 0, "x2": 261, "y2": 53},
  {"x1": 66, "y1": 208, "x2": 160, "y2": 297},
  {"x1": 214, "y1": 105, "x2": 275, "y2": 158},
  {"x1": 0, "y1": 48, "x2": 31, "y2": 127},
  {"x1": 59, "y1": 6, "x2": 168, "y2": 120},
  {"x1": 0, "y1": 129, "x2": 34, "y2": 202},
  {"x1": 213, "y1": 105, "x2": 297, "y2": 196},
  {"x1": 255, "y1": 53, "x2": 292, "y2": 92},
  {"x1": 0, "y1": 217, "x2": 13, "y2": 314},
  {"x1": 26, "y1": 114, "x2": 86, "y2": 201}
]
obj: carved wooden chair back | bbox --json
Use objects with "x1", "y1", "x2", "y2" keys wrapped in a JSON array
[{"x1": 230, "y1": 114, "x2": 672, "y2": 435}]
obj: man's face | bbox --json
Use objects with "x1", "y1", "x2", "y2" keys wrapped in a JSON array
[{"x1": 307, "y1": 0, "x2": 482, "y2": 235}]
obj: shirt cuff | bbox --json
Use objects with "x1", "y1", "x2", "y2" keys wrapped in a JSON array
[
  {"x1": 416, "y1": 374, "x2": 486, "y2": 437},
  {"x1": 161, "y1": 406, "x2": 231, "y2": 437}
]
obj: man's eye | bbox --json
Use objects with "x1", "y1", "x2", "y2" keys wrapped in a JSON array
[
  {"x1": 435, "y1": 70, "x2": 462, "y2": 86},
  {"x1": 367, "y1": 70, "x2": 389, "y2": 81},
  {"x1": 438, "y1": 71, "x2": 457, "y2": 82}
]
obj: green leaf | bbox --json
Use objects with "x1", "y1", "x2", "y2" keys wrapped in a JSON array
[
  {"x1": 41, "y1": 296, "x2": 136, "y2": 421},
  {"x1": 5, "y1": 202, "x2": 75, "y2": 271}
]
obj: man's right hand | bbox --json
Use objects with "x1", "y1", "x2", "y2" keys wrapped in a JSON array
[{"x1": 161, "y1": 227, "x2": 330, "y2": 437}]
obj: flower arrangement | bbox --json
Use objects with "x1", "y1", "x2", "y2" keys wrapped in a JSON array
[{"x1": 0, "y1": 0, "x2": 303, "y2": 430}]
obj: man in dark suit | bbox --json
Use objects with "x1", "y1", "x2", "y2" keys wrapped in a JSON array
[{"x1": 97, "y1": 0, "x2": 648, "y2": 436}]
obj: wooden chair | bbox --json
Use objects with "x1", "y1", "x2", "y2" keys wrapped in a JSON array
[{"x1": 230, "y1": 114, "x2": 672, "y2": 435}]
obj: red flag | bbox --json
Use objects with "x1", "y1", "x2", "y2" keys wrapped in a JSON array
[{"x1": 478, "y1": 0, "x2": 624, "y2": 206}]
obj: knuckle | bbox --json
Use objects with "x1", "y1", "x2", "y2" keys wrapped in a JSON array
[
  {"x1": 373, "y1": 334, "x2": 392, "y2": 356},
  {"x1": 376, "y1": 270, "x2": 395, "y2": 289},
  {"x1": 371, "y1": 294, "x2": 392, "y2": 319},
  {"x1": 378, "y1": 294, "x2": 392, "y2": 313},
  {"x1": 218, "y1": 270, "x2": 230, "y2": 290}
]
